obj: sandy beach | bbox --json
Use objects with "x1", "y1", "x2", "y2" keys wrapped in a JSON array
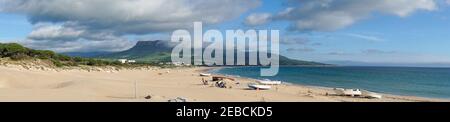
[{"x1": 0, "y1": 63, "x2": 447, "y2": 102}]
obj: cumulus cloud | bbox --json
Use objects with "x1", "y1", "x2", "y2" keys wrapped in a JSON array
[
  {"x1": 248, "y1": 0, "x2": 437, "y2": 31},
  {"x1": 28, "y1": 23, "x2": 84, "y2": 41},
  {"x1": 0, "y1": 0, "x2": 261, "y2": 52},
  {"x1": 1, "y1": 0, "x2": 260, "y2": 34},
  {"x1": 20, "y1": 22, "x2": 135, "y2": 52}
]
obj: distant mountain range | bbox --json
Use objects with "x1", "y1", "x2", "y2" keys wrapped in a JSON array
[
  {"x1": 65, "y1": 40, "x2": 327, "y2": 66},
  {"x1": 62, "y1": 52, "x2": 113, "y2": 58},
  {"x1": 326, "y1": 60, "x2": 450, "y2": 68}
]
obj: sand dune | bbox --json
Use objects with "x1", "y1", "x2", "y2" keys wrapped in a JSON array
[{"x1": 0, "y1": 65, "x2": 446, "y2": 102}]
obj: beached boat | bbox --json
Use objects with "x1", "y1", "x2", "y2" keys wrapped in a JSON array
[
  {"x1": 333, "y1": 88, "x2": 362, "y2": 97},
  {"x1": 361, "y1": 90, "x2": 382, "y2": 99},
  {"x1": 212, "y1": 76, "x2": 235, "y2": 81},
  {"x1": 199, "y1": 73, "x2": 211, "y2": 77},
  {"x1": 333, "y1": 88, "x2": 345, "y2": 95},
  {"x1": 248, "y1": 83, "x2": 271, "y2": 90},
  {"x1": 257, "y1": 79, "x2": 282, "y2": 85}
]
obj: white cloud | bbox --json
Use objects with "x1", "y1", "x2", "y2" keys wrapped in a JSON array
[
  {"x1": 20, "y1": 22, "x2": 135, "y2": 52},
  {"x1": 28, "y1": 23, "x2": 84, "y2": 41},
  {"x1": 0, "y1": 0, "x2": 261, "y2": 52},
  {"x1": 269, "y1": 0, "x2": 437, "y2": 31},
  {"x1": 1, "y1": 0, "x2": 260, "y2": 34},
  {"x1": 244, "y1": 13, "x2": 272, "y2": 26},
  {"x1": 345, "y1": 33, "x2": 385, "y2": 42}
]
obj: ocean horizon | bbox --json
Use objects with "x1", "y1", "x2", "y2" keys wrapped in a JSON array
[{"x1": 212, "y1": 66, "x2": 450, "y2": 99}]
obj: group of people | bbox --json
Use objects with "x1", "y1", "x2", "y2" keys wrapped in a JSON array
[
  {"x1": 201, "y1": 78, "x2": 228, "y2": 88},
  {"x1": 202, "y1": 78, "x2": 209, "y2": 85},
  {"x1": 215, "y1": 81, "x2": 227, "y2": 88}
]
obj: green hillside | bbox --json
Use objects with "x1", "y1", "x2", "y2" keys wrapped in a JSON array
[
  {"x1": 0, "y1": 43, "x2": 122, "y2": 67},
  {"x1": 1, "y1": 42, "x2": 327, "y2": 66},
  {"x1": 96, "y1": 41, "x2": 173, "y2": 63},
  {"x1": 96, "y1": 40, "x2": 327, "y2": 66}
]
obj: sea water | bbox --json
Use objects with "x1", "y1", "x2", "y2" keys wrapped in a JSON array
[{"x1": 213, "y1": 66, "x2": 450, "y2": 99}]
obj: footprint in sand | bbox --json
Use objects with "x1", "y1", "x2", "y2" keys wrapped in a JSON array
[{"x1": 51, "y1": 81, "x2": 76, "y2": 89}]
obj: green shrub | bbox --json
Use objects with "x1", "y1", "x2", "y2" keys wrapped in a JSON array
[
  {"x1": 0, "y1": 43, "x2": 29, "y2": 58},
  {"x1": 29, "y1": 49, "x2": 56, "y2": 59},
  {"x1": 0, "y1": 43, "x2": 136, "y2": 67},
  {"x1": 74, "y1": 57, "x2": 84, "y2": 62},
  {"x1": 10, "y1": 53, "x2": 29, "y2": 60},
  {"x1": 55, "y1": 54, "x2": 72, "y2": 61},
  {"x1": 52, "y1": 60, "x2": 64, "y2": 67}
]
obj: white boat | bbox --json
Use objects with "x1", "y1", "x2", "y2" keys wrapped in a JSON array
[
  {"x1": 257, "y1": 79, "x2": 282, "y2": 85},
  {"x1": 248, "y1": 84, "x2": 271, "y2": 90},
  {"x1": 361, "y1": 90, "x2": 382, "y2": 99},
  {"x1": 333, "y1": 88, "x2": 346, "y2": 95},
  {"x1": 333, "y1": 88, "x2": 362, "y2": 97},
  {"x1": 344, "y1": 89, "x2": 362, "y2": 96},
  {"x1": 199, "y1": 73, "x2": 211, "y2": 77}
]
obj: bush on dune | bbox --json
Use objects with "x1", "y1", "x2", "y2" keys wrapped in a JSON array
[
  {"x1": 0, "y1": 43, "x2": 124, "y2": 67},
  {"x1": 0, "y1": 43, "x2": 29, "y2": 60}
]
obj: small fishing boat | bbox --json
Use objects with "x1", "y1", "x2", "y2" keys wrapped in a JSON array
[
  {"x1": 257, "y1": 79, "x2": 282, "y2": 85},
  {"x1": 361, "y1": 90, "x2": 382, "y2": 99},
  {"x1": 333, "y1": 88, "x2": 362, "y2": 97},
  {"x1": 212, "y1": 76, "x2": 235, "y2": 81},
  {"x1": 248, "y1": 83, "x2": 271, "y2": 90},
  {"x1": 199, "y1": 73, "x2": 211, "y2": 77},
  {"x1": 333, "y1": 88, "x2": 345, "y2": 95}
]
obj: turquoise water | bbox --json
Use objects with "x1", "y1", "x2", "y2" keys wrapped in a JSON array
[{"x1": 213, "y1": 66, "x2": 450, "y2": 99}]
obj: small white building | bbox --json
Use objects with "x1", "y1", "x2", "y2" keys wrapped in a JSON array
[
  {"x1": 128, "y1": 60, "x2": 136, "y2": 63},
  {"x1": 118, "y1": 59, "x2": 128, "y2": 64},
  {"x1": 118, "y1": 59, "x2": 136, "y2": 64}
]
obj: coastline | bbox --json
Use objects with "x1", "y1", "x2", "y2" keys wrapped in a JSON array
[
  {"x1": 204, "y1": 67, "x2": 449, "y2": 102},
  {"x1": 0, "y1": 63, "x2": 447, "y2": 102}
]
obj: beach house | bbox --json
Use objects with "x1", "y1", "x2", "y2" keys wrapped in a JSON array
[
  {"x1": 128, "y1": 60, "x2": 136, "y2": 63},
  {"x1": 118, "y1": 59, "x2": 136, "y2": 64},
  {"x1": 118, "y1": 59, "x2": 128, "y2": 64}
]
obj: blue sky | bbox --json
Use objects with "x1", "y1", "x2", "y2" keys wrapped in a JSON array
[
  {"x1": 0, "y1": 13, "x2": 31, "y2": 40},
  {"x1": 1, "y1": 0, "x2": 450, "y2": 66}
]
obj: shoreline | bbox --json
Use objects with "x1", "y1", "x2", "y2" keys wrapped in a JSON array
[
  {"x1": 0, "y1": 64, "x2": 448, "y2": 102},
  {"x1": 203, "y1": 67, "x2": 449, "y2": 102}
]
